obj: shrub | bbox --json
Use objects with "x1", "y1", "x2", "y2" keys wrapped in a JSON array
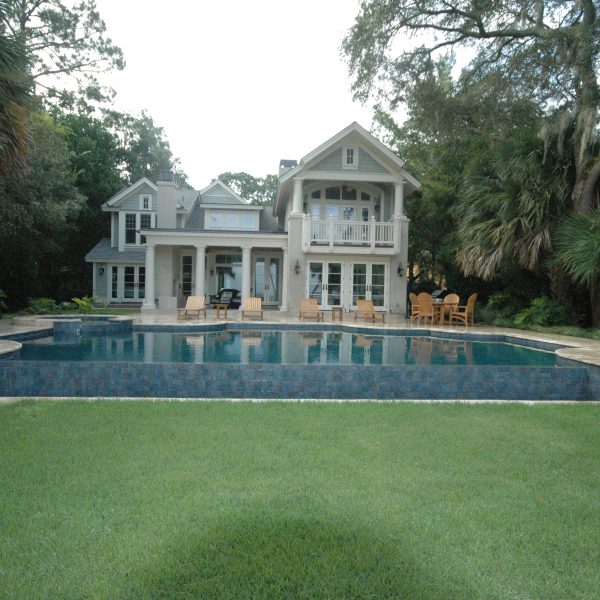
[
  {"x1": 71, "y1": 295, "x2": 96, "y2": 313},
  {"x1": 514, "y1": 297, "x2": 567, "y2": 327},
  {"x1": 26, "y1": 297, "x2": 59, "y2": 315}
]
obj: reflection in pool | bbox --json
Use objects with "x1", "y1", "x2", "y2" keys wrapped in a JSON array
[{"x1": 18, "y1": 330, "x2": 557, "y2": 366}]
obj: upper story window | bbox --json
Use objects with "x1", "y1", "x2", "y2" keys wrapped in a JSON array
[
  {"x1": 241, "y1": 214, "x2": 254, "y2": 230},
  {"x1": 140, "y1": 213, "x2": 152, "y2": 244},
  {"x1": 125, "y1": 213, "x2": 137, "y2": 244},
  {"x1": 210, "y1": 213, "x2": 224, "y2": 229},
  {"x1": 342, "y1": 146, "x2": 358, "y2": 169},
  {"x1": 140, "y1": 194, "x2": 152, "y2": 210}
]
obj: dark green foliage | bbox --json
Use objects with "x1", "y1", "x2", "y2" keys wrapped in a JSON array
[{"x1": 515, "y1": 297, "x2": 568, "y2": 327}]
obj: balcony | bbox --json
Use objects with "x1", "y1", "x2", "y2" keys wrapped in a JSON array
[{"x1": 302, "y1": 216, "x2": 399, "y2": 254}]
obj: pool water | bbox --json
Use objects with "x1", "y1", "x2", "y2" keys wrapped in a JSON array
[{"x1": 18, "y1": 330, "x2": 557, "y2": 366}]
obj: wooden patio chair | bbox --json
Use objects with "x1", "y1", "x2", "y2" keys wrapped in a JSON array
[
  {"x1": 241, "y1": 296, "x2": 263, "y2": 320},
  {"x1": 299, "y1": 298, "x2": 324, "y2": 321},
  {"x1": 177, "y1": 295, "x2": 206, "y2": 320},
  {"x1": 409, "y1": 292, "x2": 420, "y2": 318},
  {"x1": 354, "y1": 299, "x2": 385, "y2": 323},
  {"x1": 442, "y1": 293, "x2": 460, "y2": 325},
  {"x1": 449, "y1": 293, "x2": 478, "y2": 326},
  {"x1": 411, "y1": 292, "x2": 434, "y2": 324}
]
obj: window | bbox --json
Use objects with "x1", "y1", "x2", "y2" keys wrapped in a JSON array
[
  {"x1": 310, "y1": 204, "x2": 321, "y2": 219},
  {"x1": 226, "y1": 214, "x2": 238, "y2": 229},
  {"x1": 326, "y1": 187, "x2": 341, "y2": 200},
  {"x1": 342, "y1": 146, "x2": 358, "y2": 169},
  {"x1": 210, "y1": 213, "x2": 223, "y2": 229},
  {"x1": 241, "y1": 214, "x2": 254, "y2": 230},
  {"x1": 140, "y1": 213, "x2": 152, "y2": 244},
  {"x1": 140, "y1": 194, "x2": 152, "y2": 210},
  {"x1": 111, "y1": 266, "x2": 118, "y2": 299},
  {"x1": 342, "y1": 185, "x2": 356, "y2": 200},
  {"x1": 125, "y1": 213, "x2": 136, "y2": 244}
]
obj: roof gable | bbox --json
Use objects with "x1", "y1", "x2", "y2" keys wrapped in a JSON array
[
  {"x1": 199, "y1": 180, "x2": 247, "y2": 205},
  {"x1": 104, "y1": 177, "x2": 158, "y2": 208}
]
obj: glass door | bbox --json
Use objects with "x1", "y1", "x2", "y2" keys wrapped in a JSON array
[
  {"x1": 307, "y1": 261, "x2": 342, "y2": 308},
  {"x1": 181, "y1": 255, "x2": 193, "y2": 297},
  {"x1": 123, "y1": 266, "x2": 145, "y2": 301},
  {"x1": 351, "y1": 263, "x2": 387, "y2": 310},
  {"x1": 253, "y1": 254, "x2": 281, "y2": 306}
]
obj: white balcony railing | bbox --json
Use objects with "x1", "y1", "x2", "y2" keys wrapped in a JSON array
[{"x1": 303, "y1": 216, "x2": 398, "y2": 251}]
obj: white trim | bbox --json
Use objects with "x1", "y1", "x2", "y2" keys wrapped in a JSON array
[
  {"x1": 139, "y1": 194, "x2": 153, "y2": 211},
  {"x1": 342, "y1": 145, "x2": 358, "y2": 170}
]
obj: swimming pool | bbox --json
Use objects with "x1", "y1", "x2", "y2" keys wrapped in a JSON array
[
  {"x1": 17, "y1": 330, "x2": 558, "y2": 366},
  {"x1": 1, "y1": 324, "x2": 597, "y2": 400}
]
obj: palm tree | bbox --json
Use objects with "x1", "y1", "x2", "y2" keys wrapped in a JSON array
[
  {"x1": 456, "y1": 134, "x2": 571, "y2": 282},
  {"x1": 0, "y1": 0, "x2": 32, "y2": 174}
]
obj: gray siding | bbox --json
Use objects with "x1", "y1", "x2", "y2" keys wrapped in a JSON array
[
  {"x1": 95, "y1": 265, "x2": 108, "y2": 298},
  {"x1": 112, "y1": 212, "x2": 119, "y2": 247},
  {"x1": 311, "y1": 147, "x2": 390, "y2": 174},
  {"x1": 118, "y1": 184, "x2": 156, "y2": 210}
]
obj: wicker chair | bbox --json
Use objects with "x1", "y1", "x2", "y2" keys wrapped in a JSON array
[
  {"x1": 299, "y1": 298, "x2": 324, "y2": 321},
  {"x1": 241, "y1": 297, "x2": 263, "y2": 320},
  {"x1": 449, "y1": 293, "x2": 477, "y2": 326},
  {"x1": 409, "y1": 292, "x2": 420, "y2": 319},
  {"x1": 442, "y1": 293, "x2": 460, "y2": 325},
  {"x1": 177, "y1": 295, "x2": 206, "y2": 320}
]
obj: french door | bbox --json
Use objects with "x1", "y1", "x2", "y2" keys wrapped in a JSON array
[
  {"x1": 307, "y1": 261, "x2": 342, "y2": 309},
  {"x1": 123, "y1": 266, "x2": 145, "y2": 301},
  {"x1": 351, "y1": 263, "x2": 387, "y2": 310},
  {"x1": 181, "y1": 255, "x2": 194, "y2": 297},
  {"x1": 254, "y1": 254, "x2": 281, "y2": 305}
]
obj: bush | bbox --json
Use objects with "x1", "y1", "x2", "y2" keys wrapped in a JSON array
[
  {"x1": 514, "y1": 296, "x2": 567, "y2": 327},
  {"x1": 26, "y1": 297, "x2": 59, "y2": 315},
  {"x1": 478, "y1": 291, "x2": 528, "y2": 326},
  {"x1": 71, "y1": 295, "x2": 96, "y2": 313}
]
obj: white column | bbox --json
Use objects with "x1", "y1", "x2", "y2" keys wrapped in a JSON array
[
  {"x1": 195, "y1": 244, "x2": 206, "y2": 298},
  {"x1": 394, "y1": 180, "x2": 406, "y2": 218},
  {"x1": 241, "y1": 246, "x2": 252, "y2": 301},
  {"x1": 292, "y1": 177, "x2": 304, "y2": 214},
  {"x1": 142, "y1": 244, "x2": 156, "y2": 309},
  {"x1": 281, "y1": 248, "x2": 288, "y2": 312},
  {"x1": 118, "y1": 212, "x2": 125, "y2": 252}
]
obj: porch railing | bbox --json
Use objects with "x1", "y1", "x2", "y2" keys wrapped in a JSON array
[{"x1": 303, "y1": 217, "x2": 397, "y2": 251}]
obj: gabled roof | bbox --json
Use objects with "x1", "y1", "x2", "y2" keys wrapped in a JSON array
[
  {"x1": 103, "y1": 177, "x2": 158, "y2": 208},
  {"x1": 199, "y1": 179, "x2": 247, "y2": 205},
  {"x1": 279, "y1": 122, "x2": 410, "y2": 185}
]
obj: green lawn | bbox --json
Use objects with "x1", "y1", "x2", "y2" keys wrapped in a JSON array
[{"x1": 1, "y1": 401, "x2": 598, "y2": 599}]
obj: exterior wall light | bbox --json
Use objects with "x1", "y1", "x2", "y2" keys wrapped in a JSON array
[
  {"x1": 98, "y1": 265, "x2": 105, "y2": 276},
  {"x1": 294, "y1": 259, "x2": 301, "y2": 275},
  {"x1": 397, "y1": 264, "x2": 404, "y2": 278}
]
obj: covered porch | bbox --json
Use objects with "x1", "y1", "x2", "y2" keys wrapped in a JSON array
[{"x1": 141, "y1": 230, "x2": 288, "y2": 310}]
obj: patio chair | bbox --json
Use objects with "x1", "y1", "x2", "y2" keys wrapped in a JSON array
[
  {"x1": 442, "y1": 293, "x2": 460, "y2": 325},
  {"x1": 241, "y1": 296, "x2": 263, "y2": 320},
  {"x1": 409, "y1": 292, "x2": 420, "y2": 318},
  {"x1": 354, "y1": 299, "x2": 385, "y2": 323},
  {"x1": 177, "y1": 295, "x2": 206, "y2": 320},
  {"x1": 299, "y1": 298, "x2": 324, "y2": 322},
  {"x1": 449, "y1": 293, "x2": 478, "y2": 326},
  {"x1": 411, "y1": 292, "x2": 434, "y2": 324}
]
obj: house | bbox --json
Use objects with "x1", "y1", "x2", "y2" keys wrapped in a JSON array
[{"x1": 85, "y1": 122, "x2": 420, "y2": 315}]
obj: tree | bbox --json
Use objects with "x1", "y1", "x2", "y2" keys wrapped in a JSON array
[
  {"x1": 217, "y1": 172, "x2": 277, "y2": 206},
  {"x1": 343, "y1": 0, "x2": 600, "y2": 214},
  {"x1": 0, "y1": 1, "x2": 32, "y2": 173},
  {"x1": 104, "y1": 109, "x2": 190, "y2": 186},
  {"x1": 0, "y1": 111, "x2": 84, "y2": 307},
  {"x1": 0, "y1": 0, "x2": 124, "y2": 102}
]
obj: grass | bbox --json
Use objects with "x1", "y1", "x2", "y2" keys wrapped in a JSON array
[{"x1": 0, "y1": 401, "x2": 599, "y2": 599}]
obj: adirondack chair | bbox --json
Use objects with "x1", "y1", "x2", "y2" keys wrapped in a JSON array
[
  {"x1": 177, "y1": 295, "x2": 206, "y2": 320},
  {"x1": 354, "y1": 299, "x2": 385, "y2": 323},
  {"x1": 241, "y1": 297, "x2": 263, "y2": 320},
  {"x1": 299, "y1": 298, "x2": 324, "y2": 321}
]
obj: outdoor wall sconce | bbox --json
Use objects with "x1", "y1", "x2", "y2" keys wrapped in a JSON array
[
  {"x1": 294, "y1": 259, "x2": 301, "y2": 275},
  {"x1": 397, "y1": 264, "x2": 404, "y2": 278},
  {"x1": 98, "y1": 266, "x2": 105, "y2": 276}
]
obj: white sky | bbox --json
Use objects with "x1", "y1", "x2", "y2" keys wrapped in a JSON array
[{"x1": 96, "y1": 0, "x2": 379, "y2": 188}]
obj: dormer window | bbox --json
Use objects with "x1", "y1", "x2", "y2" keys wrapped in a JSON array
[
  {"x1": 342, "y1": 146, "x2": 358, "y2": 169},
  {"x1": 140, "y1": 194, "x2": 152, "y2": 210}
]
